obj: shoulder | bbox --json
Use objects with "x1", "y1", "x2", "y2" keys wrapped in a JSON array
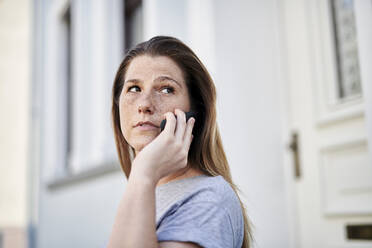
[
  {"x1": 156, "y1": 175, "x2": 244, "y2": 248},
  {"x1": 183, "y1": 175, "x2": 242, "y2": 213},
  {"x1": 158, "y1": 175, "x2": 243, "y2": 219},
  {"x1": 198, "y1": 175, "x2": 238, "y2": 204},
  {"x1": 157, "y1": 175, "x2": 241, "y2": 213},
  {"x1": 189, "y1": 176, "x2": 245, "y2": 236}
]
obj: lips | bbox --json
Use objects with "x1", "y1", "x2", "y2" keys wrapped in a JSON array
[
  {"x1": 133, "y1": 121, "x2": 160, "y2": 131},
  {"x1": 134, "y1": 121, "x2": 159, "y2": 128}
]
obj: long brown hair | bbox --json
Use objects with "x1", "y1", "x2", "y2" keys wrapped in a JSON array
[{"x1": 111, "y1": 36, "x2": 252, "y2": 247}]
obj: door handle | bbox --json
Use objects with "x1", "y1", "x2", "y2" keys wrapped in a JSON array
[{"x1": 288, "y1": 131, "x2": 301, "y2": 179}]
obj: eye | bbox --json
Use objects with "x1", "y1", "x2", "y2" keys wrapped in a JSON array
[
  {"x1": 128, "y1": 86, "x2": 140, "y2": 92},
  {"x1": 160, "y1": 86, "x2": 175, "y2": 94}
]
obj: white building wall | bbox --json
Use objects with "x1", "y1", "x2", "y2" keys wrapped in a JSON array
[
  {"x1": 0, "y1": 0, "x2": 31, "y2": 247},
  {"x1": 143, "y1": 0, "x2": 188, "y2": 41},
  {"x1": 213, "y1": 1, "x2": 291, "y2": 247}
]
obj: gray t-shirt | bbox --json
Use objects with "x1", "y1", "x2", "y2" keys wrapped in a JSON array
[{"x1": 155, "y1": 175, "x2": 244, "y2": 248}]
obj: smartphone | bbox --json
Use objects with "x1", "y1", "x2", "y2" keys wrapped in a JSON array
[{"x1": 160, "y1": 111, "x2": 197, "y2": 132}]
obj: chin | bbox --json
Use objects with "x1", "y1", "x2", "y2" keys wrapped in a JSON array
[{"x1": 130, "y1": 135, "x2": 156, "y2": 152}]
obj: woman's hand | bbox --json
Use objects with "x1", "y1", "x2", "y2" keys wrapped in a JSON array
[
  {"x1": 130, "y1": 109, "x2": 195, "y2": 185},
  {"x1": 108, "y1": 109, "x2": 195, "y2": 248}
]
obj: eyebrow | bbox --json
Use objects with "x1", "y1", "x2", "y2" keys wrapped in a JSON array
[
  {"x1": 124, "y1": 78, "x2": 141, "y2": 84},
  {"x1": 124, "y1": 76, "x2": 182, "y2": 88},
  {"x1": 155, "y1": 76, "x2": 182, "y2": 88}
]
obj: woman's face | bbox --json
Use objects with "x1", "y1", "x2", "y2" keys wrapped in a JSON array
[{"x1": 119, "y1": 55, "x2": 191, "y2": 152}]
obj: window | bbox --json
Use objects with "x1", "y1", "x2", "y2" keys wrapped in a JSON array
[
  {"x1": 330, "y1": 0, "x2": 362, "y2": 99},
  {"x1": 124, "y1": 0, "x2": 143, "y2": 51},
  {"x1": 45, "y1": 1, "x2": 125, "y2": 186},
  {"x1": 56, "y1": 5, "x2": 73, "y2": 176}
]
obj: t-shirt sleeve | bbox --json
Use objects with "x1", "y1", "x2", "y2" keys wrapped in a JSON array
[{"x1": 156, "y1": 201, "x2": 235, "y2": 248}]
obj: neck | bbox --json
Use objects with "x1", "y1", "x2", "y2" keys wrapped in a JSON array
[{"x1": 156, "y1": 164, "x2": 204, "y2": 187}]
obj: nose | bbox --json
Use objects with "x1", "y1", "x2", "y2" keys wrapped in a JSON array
[{"x1": 137, "y1": 92, "x2": 154, "y2": 114}]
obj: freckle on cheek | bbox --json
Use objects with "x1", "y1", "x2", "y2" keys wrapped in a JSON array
[{"x1": 124, "y1": 96, "x2": 135, "y2": 104}]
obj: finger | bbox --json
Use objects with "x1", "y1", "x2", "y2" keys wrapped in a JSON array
[
  {"x1": 183, "y1": 117, "x2": 195, "y2": 150},
  {"x1": 163, "y1": 112, "x2": 176, "y2": 135},
  {"x1": 175, "y1": 109, "x2": 186, "y2": 140}
]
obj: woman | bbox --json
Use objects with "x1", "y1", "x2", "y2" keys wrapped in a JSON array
[{"x1": 108, "y1": 36, "x2": 252, "y2": 248}]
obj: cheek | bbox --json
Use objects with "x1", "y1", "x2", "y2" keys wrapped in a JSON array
[
  {"x1": 155, "y1": 95, "x2": 191, "y2": 113},
  {"x1": 119, "y1": 98, "x2": 134, "y2": 137}
]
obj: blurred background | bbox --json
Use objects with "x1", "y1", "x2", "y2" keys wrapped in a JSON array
[{"x1": 1, "y1": 0, "x2": 372, "y2": 247}]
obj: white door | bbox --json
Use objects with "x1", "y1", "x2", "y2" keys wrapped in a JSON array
[{"x1": 282, "y1": 0, "x2": 372, "y2": 247}]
